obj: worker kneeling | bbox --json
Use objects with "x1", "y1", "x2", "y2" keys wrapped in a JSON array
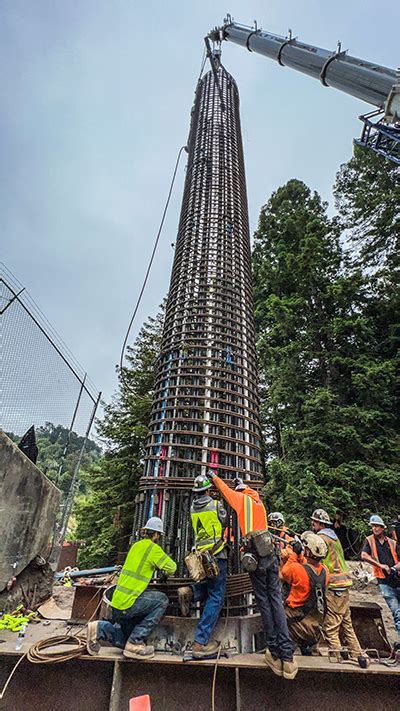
[
  {"x1": 87, "y1": 516, "x2": 176, "y2": 659},
  {"x1": 282, "y1": 532, "x2": 328, "y2": 655},
  {"x1": 177, "y1": 474, "x2": 228, "y2": 659}
]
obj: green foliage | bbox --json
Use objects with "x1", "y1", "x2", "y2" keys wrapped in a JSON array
[
  {"x1": 74, "y1": 307, "x2": 164, "y2": 568},
  {"x1": 334, "y1": 145, "x2": 400, "y2": 269},
  {"x1": 253, "y1": 176, "x2": 399, "y2": 538},
  {"x1": 36, "y1": 423, "x2": 101, "y2": 498},
  {"x1": 7, "y1": 423, "x2": 101, "y2": 500}
]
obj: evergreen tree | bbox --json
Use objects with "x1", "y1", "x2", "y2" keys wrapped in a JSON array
[
  {"x1": 252, "y1": 178, "x2": 399, "y2": 537},
  {"x1": 7, "y1": 423, "x2": 101, "y2": 499},
  {"x1": 75, "y1": 306, "x2": 164, "y2": 567},
  {"x1": 334, "y1": 146, "x2": 400, "y2": 270}
]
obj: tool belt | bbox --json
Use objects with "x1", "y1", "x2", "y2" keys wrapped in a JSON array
[
  {"x1": 243, "y1": 529, "x2": 274, "y2": 559},
  {"x1": 185, "y1": 539, "x2": 223, "y2": 582},
  {"x1": 185, "y1": 551, "x2": 206, "y2": 582}
]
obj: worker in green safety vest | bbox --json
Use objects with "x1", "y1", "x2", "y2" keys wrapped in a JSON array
[
  {"x1": 311, "y1": 508, "x2": 368, "y2": 668},
  {"x1": 177, "y1": 474, "x2": 227, "y2": 659},
  {"x1": 87, "y1": 516, "x2": 176, "y2": 660}
]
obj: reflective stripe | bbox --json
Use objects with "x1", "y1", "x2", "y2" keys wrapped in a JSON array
[
  {"x1": 320, "y1": 534, "x2": 353, "y2": 588},
  {"x1": 244, "y1": 496, "x2": 253, "y2": 535},
  {"x1": 136, "y1": 542, "x2": 154, "y2": 575},
  {"x1": 121, "y1": 569, "x2": 150, "y2": 583},
  {"x1": 115, "y1": 584, "x2": 140, "y2": 596},
  {"x1": 191, "y1": 501, "x2": 224, "y2": 555},
  {"x1": 367, "y1": 535, "x2": 399, "y2": 579},
  {"x1": 157, "y1": 554, "x2": 168, "y2": 568},
  {"x1": 112, "y1": 539, "x2": 158, "y2": 610}
]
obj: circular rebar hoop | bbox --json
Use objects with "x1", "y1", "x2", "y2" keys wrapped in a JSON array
[{"x1": 136, "y1": 68, "x2": 264, "y2": 576}]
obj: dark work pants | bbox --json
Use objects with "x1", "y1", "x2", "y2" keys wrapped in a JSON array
[{"x1": 250, "y1": 554, "x2": 296, "y2": 661}]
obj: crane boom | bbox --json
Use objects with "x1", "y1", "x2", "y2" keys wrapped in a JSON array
[
  {"x1": 209, "y1": 18, "x2": 400, "y2": 163},
  {"x1": 212, "y1": 19, "x2": 396, "y2": 109}
]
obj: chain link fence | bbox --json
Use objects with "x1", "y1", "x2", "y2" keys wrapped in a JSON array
[{"x1": 0, "y1": 263, "x2": 101, "y2": 548}]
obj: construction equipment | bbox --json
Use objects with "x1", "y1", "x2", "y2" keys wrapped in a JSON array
[{"x1": 209, "y1": 16, "x2": 400, "y2": 164}]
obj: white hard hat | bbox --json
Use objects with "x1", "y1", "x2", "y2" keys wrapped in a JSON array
[
  {"x1": 369, "y1": 514, "x2": 386, "y2": 527},
  {"x1": 144, "y1": 516, "x2": 164, "y2": 534}
]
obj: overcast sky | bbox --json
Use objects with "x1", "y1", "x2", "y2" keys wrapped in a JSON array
[{"x1": 1, "y1": 1, "x2": 399, "y2": 408}]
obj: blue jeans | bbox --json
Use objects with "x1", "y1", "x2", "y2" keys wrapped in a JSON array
[
  {"x1": 193, "y1": 559, "x2": 227, "y2": 645},
  {"x1": 379, "y1": 583, "x2": 400, "y2": 639},
  {"x1": 97, "y1": 590, "x2": 169, "y2": 647},
  {"x1": 250, "y1": 554, "x2": 296, "y2": 661}
]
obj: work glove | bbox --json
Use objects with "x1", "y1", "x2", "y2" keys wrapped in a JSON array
[{"x1": 292, "y1": 537, "x2": 303, "y2": 556}]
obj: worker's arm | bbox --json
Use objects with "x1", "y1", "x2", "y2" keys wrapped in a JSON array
[
  {"x1": 361, "y1": 550, "x2": 390, "y2": 572},
  {"x1": 152, "y1": 545, "x2": 177, "y2": 576},
  {"x1": 209, "y1": 472, "x2": 243, "y2": 513},
  {"x1": 361, "y1": 542, "x2": 390, "y2": 574},
  {"x1": 281, "y1": 553, "x2": 304, "y2": 584}
]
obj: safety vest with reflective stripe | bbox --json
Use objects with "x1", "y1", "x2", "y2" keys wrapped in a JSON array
[
  {"x1": 319, "y1": 534, "x2": 353, "y2": 589},
  {"x1": 366, "y1": 535, "x2": 399, "y2": 579},
  {"x1": 191, "y1": 500, "x2": 225, "y2": 555},
  {"x1": 111, "y1": 538, "x2": 176, "y2": 610},
  {"x1": 243, "y1": 494, "x2": 267, "y2": 536}
]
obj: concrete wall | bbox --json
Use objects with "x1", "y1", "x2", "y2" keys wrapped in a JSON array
[{"x1": 0, "y1": 431, "x2": 60, "y2": 591}]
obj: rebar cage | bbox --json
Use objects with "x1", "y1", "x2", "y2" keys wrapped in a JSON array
[{"x1": 133, "y1": 66, "x2": 264, "y2": 575}]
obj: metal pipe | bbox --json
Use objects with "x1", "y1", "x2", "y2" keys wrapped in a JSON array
[
  {"x1": 50, "y1": 389, "x2": 101, "y2": 567},
  {"x1": 214, "y1": 20, "x2": 396, "y2": 109}
]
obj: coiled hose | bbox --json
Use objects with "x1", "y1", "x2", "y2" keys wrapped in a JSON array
[{"x1": 27, "y1": 634, "x2": 87, "y2": 663}]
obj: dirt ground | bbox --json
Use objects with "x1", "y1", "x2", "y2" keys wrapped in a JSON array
[{"x1": 348, "y1": 561, "x2": 397, "y2": 643}]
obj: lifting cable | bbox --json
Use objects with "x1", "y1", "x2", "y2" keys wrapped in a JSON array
[
  {"x1": 119, "y1": 45, "x2": 209, "y2": 387},
  {"x1": 119, "y1": 144, "x2": 187, "y2": 378}
]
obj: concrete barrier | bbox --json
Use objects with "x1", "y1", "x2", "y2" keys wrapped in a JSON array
[{"x1": 0, "y1": 431, "x2": 60, "y2": 591}]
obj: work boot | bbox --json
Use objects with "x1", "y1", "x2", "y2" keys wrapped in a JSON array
[
  {"x1": 264, "y1": 649, "x2": 283, "y2": 677},
  {"x1": 177, "y1": 586, "x2": 193, "y2": 617},
  {"x1": 123, "y1": 641, "x2": 155, "y2": 660},
  {"x1": 192, "y1": 640, "x2": 220, "y2": 659},
  {"x1": 86, "y1": 620, "x2": 101, "y2": 656},
  {"x1": 282, "y1": 658, "x2": 299, "y2": 680}
]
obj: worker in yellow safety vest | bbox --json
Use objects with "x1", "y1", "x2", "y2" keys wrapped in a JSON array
[
  {"x1": 311, "y1": 509, "x2": 368, "y2": 667},
  {"x1": 177, "y1": 474, "x2": 228, "y2": 659},
  {"x1": 87, "y1": 516, "x2": 176, "y2": 660}
]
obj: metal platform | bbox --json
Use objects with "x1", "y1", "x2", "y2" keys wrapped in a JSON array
[
  {"x1": 1, "y1": 646, "x2": 399, "y2": 711},
  {"x1": 0, "y1": 618, "x2": 399, "y2": 711}
]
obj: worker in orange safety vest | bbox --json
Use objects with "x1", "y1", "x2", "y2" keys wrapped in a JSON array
[
  {"x1": 209, "y1": 471, "x2": 298, "y2": 680},
  {"x1": 361, "y1": 514, "x2": 400, "y2": 644}
]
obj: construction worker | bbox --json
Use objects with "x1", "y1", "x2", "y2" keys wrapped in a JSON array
[
  {"x1": 282, "y1": 532, "x2": 329, "y2": 655},
  {"x1": 177, "y1": 474, "x2": 228, "y2": 659},
  {"x1": 210, "y1": 471, "x2": 298, "y2": 680},
  {"x1": 361, "y1": 514, "x2": 400, "y2": 643},
  {"x1": 391, "y1": 515, "x2": 400, "y2": 543},
  {"x1": 268, "y1": 511, "x2": 293, "y2": 564},
  {"x1": 87, "y1": 516, "x2": 176, "y2": 659},
  {"x1": 311, "y1": 509, "x2": 368, "y2": 667}
]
